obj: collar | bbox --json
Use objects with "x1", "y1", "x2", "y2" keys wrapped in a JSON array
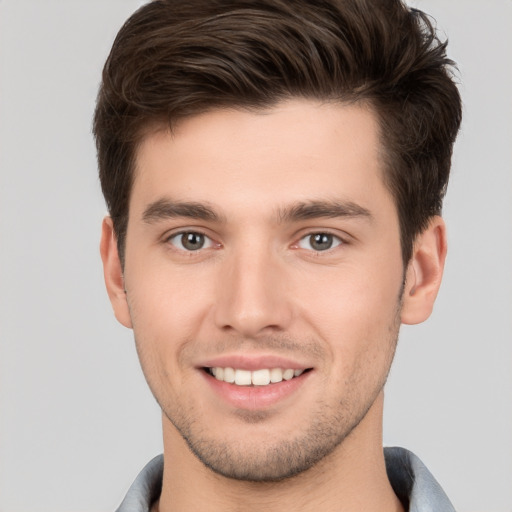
[{"x1": 116, "y1": 447, "x2": 455, "y2": 511}]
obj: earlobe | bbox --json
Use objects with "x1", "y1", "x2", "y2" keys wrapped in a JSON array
[
  {"x1": 401, "y1": 216, "x2": 447, "y2": 325},
  {"x1": 99, "y1": 217, "x2": 133, "y2": 328}
]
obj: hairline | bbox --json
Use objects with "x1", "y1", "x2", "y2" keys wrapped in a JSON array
[{"x1": 115, "y1": 96, "x2": 418, "y2": 267}]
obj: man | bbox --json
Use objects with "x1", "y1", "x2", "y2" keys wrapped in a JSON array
[{"x1": 94, "y1": 0, "x2": 462, "y2": 510}]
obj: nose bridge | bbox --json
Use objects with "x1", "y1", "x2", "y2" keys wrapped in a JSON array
[{"x1": 214, "y1": 238, "x2": 291, "y2": 336}]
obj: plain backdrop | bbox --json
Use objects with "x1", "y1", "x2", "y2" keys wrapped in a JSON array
[{"x1": 1, "y1": 1, "x2": 511, "y2": 511}]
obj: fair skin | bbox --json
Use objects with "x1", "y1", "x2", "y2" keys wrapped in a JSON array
[{"x1": 101, "y1": 99, "x2": 446, "y2": 512}]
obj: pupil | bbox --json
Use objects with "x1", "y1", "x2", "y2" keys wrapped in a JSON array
[
  {"x1": 182, "y1": 232, "x2": 204, "y2": 250},
  {"x1": 311, "y1": 233, "x2": 332, "y2": 251}
]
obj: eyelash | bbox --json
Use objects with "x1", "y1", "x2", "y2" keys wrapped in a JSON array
[
  {"x1": 165, "y1": 230, "x2": 217, "y2": 252},
  {"x1": 296, "y1": 232, "x2": 345, "y2": 252},
  {"x1": 164, "y1": 230, "x2": 347, "y2": 254}
]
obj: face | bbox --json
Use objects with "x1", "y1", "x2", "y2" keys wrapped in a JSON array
[{"x1": 112, "y1": 100, "x2": 407, "y2": 481}]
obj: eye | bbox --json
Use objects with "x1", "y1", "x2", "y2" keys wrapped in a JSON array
[
  {"x1": 168, "y1": 231, "x2": 214, "y2": 251},
  {"x1": 297, "y1": 233, "x2": 343, "y2": 252}
]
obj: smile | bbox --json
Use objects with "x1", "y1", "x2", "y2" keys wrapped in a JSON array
[{"x1": 206, "y1": 367, "x2": 307, "y2": 386}]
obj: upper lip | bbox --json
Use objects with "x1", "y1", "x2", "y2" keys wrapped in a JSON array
[{"x1": 198, "y1": 354, "x2": 312, "y2": 371}]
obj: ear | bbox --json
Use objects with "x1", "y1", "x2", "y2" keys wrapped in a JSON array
[
  {"x1": 99, "y1": 217, "x2": 132, "y2": 328},
  {"x1": 401, "y1": 216, "x2": 447, "y2": 325}
]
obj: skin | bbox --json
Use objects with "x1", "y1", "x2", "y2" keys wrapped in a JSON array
[{"x1": 101, "y1": 99, "x2": 446, "y2": 511}]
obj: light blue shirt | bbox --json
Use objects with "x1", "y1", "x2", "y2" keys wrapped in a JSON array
[{"x1": 116, "y1": 447, "x2": 455, "y2": 511}]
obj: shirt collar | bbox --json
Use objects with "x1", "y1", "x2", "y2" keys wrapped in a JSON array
[{"x1": 117, "y1": 447, "x2": 455, "y2": 512}]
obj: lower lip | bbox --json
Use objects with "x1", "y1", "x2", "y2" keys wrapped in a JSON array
[{"x1": 201, "y1": 370, "x2": 311, "y2": 410}]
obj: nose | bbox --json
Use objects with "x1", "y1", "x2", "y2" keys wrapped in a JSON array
[{"x1": 213, "y1": 244, "x2": 293, "y2": 337}]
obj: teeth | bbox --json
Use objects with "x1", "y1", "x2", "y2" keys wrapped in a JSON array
[
  {"x1": 270, "y1": 368, "x2": 283, "y2": 383},
  {"x1": 223, "y1": 367, "x2": 235, "y2": 383},
  {"x1": 209, "y1": 367, "x2": 306, "y2": 386},
  {"x1": 235, "y1": 369, "x2": 252, "y2": 386},
  {"x1": 283, "y1": 369, "x2": 294, "y2": 381},
  {"x1": 252, "y1": 369, "x2": 270, "y2": 386}
]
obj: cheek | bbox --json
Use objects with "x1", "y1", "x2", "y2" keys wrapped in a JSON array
[
  {"x1": 127, "y1": 254, "x2": 213, "y2": 325},
  {"x1": 295, "y1": 261, "x2": 403, "y2": 358},
  {"x1": 304, "y1": 261, "x2": 401, "y2": 314},
  {"x1": 124, "y1": 261, "x2": 213, "y2": 381}
]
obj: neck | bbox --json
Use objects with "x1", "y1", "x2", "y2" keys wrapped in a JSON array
[{"x1": 155, "y1": 393, "x2": 403, "y2": 512}]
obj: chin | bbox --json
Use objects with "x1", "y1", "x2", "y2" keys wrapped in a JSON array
[{"x1": 167, "y1": 400, "x2": 367, "y2": 482}]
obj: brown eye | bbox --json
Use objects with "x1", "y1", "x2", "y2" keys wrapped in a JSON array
[{"x1": 298, "y1": 233, "x2": 342, "y2": 251}]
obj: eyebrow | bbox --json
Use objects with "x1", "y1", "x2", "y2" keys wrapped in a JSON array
[
  {"x1": 277, "y1": 200, "x2": 373, "y2": 223},
  {"x1": 142, "y1": 199, "x2": 224, "y2": 223},
  {"x1": 142, "y1": 198, "x2": 372, "y2": 225}
]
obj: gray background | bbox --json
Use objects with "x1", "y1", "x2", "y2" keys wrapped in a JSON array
[{"x1": 0, "y1": 1, "x2": 511, "y2": 511}]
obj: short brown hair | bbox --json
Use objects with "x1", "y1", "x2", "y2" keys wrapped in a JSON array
[{"x1": 93, "y1": 0, "x2": 462, "y2": 265}]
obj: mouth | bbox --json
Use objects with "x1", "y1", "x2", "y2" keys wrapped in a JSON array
[{"x1": 204, "y1": 367, "x2": 312, "y2": 386}]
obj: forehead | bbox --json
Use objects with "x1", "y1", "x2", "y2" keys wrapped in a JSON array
[{"x1": 131, "y1": 99, "x2": 389, "y2": 217}]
